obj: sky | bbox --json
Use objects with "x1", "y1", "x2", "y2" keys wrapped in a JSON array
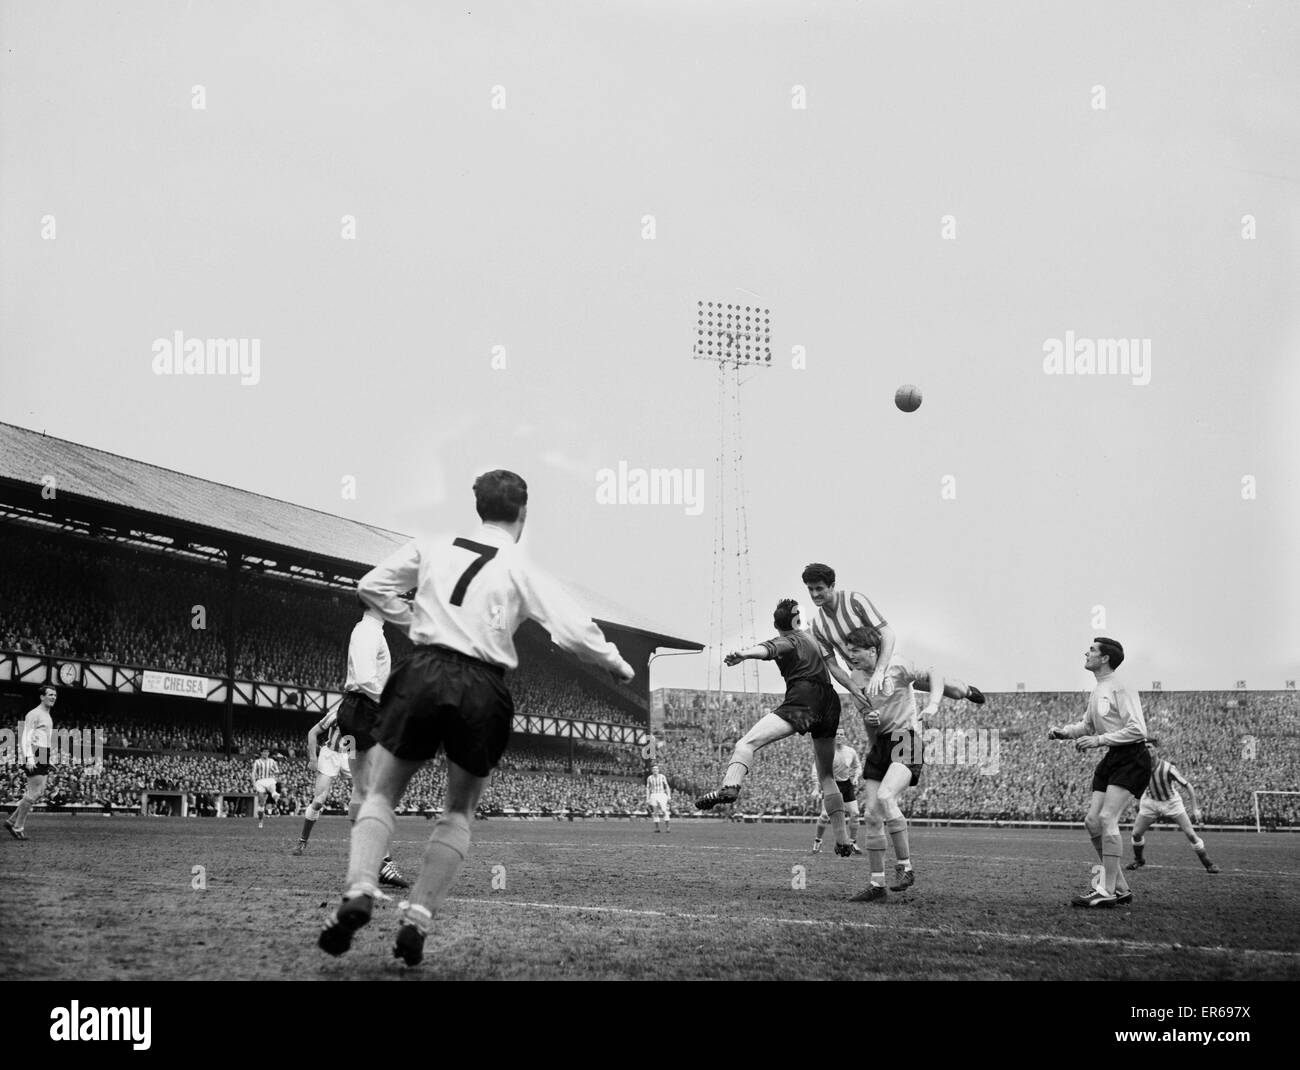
[{"x1": 2, "y1": 0, "x2": 1298, "y2": 695}]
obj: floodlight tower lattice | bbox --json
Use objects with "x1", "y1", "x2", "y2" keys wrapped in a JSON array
[{"x1": 693, "y1": 299, "x2": 772, "y2": 747}]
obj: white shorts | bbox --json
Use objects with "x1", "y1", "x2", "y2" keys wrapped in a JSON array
[
  {"x1": 254, "y1": 777, "x2": 278, "y2": 796},
  {"x1": 1138, "y1": 793, "x2": 1187, "y2": 821},
  {"x1": 317, "y1": 748, "x2": 351, "y2": 780},
  {"x1": 648, "y1": 793, "x2": 670, "y2": 815}
]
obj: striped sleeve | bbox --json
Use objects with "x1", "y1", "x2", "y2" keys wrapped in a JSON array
[
  {"x1": 1167, "y1": 764, "x2": 1188, "y2": 786},
  {"x1": 848, "y1": 592, "x2": 886, "y2": 630},
  {"x1": 810, "y1": 618, "x2": 834, "y2": 659}
]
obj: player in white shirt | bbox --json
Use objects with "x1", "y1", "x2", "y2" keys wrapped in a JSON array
[
  {"x1": 1049, "y1": 637, "x2": 1150, "y2": 907},
  {"x1": 251, "y1": 748, "x2": 280, "y2": 828},
  {"x1": 842, "y1": 626, "x2": 961, "y2": 901},
  {"x1": 292, "y1": 709, "x2": 349, "y2": 853},
  {"x1": 812, "y1": 729, "x2": 863, "y2": 854},
  {"x1": 645, "y1": 764, "x2": 671, "y2": 833},
  {"x1": 319, "y1": 469, "x2": 634, "y2": 966},
  {"x1": 5, "y1": 685, "x2": 57, "y2": 841},
  {"x1": 1126, "y1": 739, "x2": 1219, "y2": 874}
]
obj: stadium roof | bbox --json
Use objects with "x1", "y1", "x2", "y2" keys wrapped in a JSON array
[{"x1": 0, "y1": 421, "x2": 701, "y2": 650}]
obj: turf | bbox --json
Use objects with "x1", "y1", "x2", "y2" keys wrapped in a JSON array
[{"x1": 2, "y1": 816, "x2": 1298, "y2": 981}]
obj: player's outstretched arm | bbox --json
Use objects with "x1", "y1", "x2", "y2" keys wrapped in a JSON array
[
  {"x1": 824, "y1": 656, "x2": 867, "y2": 705},
  {"x1": 723, "y1": 644, "x2": 769, "y2": 666},
  {"x1": 920, "y1": 666, "x2": 945, "y2": 716},
  {"x1": 357, "y1": 539, "x2": 420, "y2": 629},
  {"x1": 521, "y1": 568, "x2": 634, "y2": 681}
]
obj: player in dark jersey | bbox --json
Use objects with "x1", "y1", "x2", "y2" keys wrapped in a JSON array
[{"x1": 695, "y1": 599, "x2": 854, "y2": 856}]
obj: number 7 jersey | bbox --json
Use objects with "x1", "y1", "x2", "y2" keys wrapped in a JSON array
[{"x1": 357, "y1": 522, "x2": 631, "y2": 676}]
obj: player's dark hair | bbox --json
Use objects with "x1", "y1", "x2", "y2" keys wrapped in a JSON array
[
  {"x1": 845, "y1": 625, "x2": 882, "y2": 651},
  {"x1": 773, "y1": 598, "x2": 799, "y2": 630},
  {"x1": 474, "y1": 469, "x2": 528, "y2": 523},
  {"x1": 1094, "y1": 636, "x2": 1125, "y2": 670},
  {"x1": 801, "y1": 562, "x2": 836, "y2": 587},
  {"x1": 39, "y1": 685, "x2": 57, "y2": 697}
]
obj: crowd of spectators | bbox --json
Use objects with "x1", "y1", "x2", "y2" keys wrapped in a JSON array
[
  {"x1": 0, "y1": 525, "x2": 647, "y2": 727},
  {"x1": 5, "y1": 689, "x2": 1298, "y2": 825}
]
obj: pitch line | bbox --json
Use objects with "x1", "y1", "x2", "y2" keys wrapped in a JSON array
[{"x1": 445, "y1": 895, "x2": 1300, "y2": 961}]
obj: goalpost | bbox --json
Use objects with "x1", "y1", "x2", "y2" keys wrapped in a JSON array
[{"x1": 1251, "y1": 791, "x2": 1300, "y2": 833}]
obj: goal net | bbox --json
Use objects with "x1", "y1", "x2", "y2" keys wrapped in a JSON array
[{"x1": 1251, "y1": 791, "x2": 1300, "y2": 833}]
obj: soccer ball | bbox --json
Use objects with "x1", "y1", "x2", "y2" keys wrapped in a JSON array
[{"x1": 895, "y1": 385, "x2": 922, "y2": 413}]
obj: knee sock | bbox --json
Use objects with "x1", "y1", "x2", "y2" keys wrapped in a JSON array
[
  {"x1": 409, "y1": 813, "x2": 473, "y2": 923},
  {"x1": 1130, "y1": 833, "x2": 1145, "y2": 862},
  {"x1": 865, "y1": 828, "x2": 887, "y2": 884},
  {"x1": 345, "y1": 796, "x2": 395, "y2": 897},
  {"x1": 822, "y1": 790, "x2": 847, "y2": 844},
  {"x1": 1102, "y1": 830, "x2": 1123, "y2": 894},
  {"x1": 300, "y1": 802, "x2": 321, "y2": 842},
  {"x1": 886, "y1": 815, "x2": 911, "y2": 869},
  {"x1": 723, "y1": 743, "x2": 754, "y2": 789},
  {"x1": 814, "y1": 819, "x2": 828, "y2": 841},
  {"x1": 348, "y1": 799, "x2": 362, "y2": 824},
  {"x1": 11, "y1": 796, "x2": 34, "y2": 829}
]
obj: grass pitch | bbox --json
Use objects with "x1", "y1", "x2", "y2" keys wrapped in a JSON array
[{"x1": 3, "y1": 815, "x2": 1298, "y2": 981}]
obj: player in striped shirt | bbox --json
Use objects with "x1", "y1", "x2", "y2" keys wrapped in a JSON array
[
  {"x1": 1049, "y1": 637, "x2": 1151, "y2": 907},
  {"x1": 1126, "y1": 740, "x2": 1219, "y2": 873},
  {"x1": 802, "y1": 562, "x2": 986, "y2": 708},
  {"x1": 5, "y1": 684, "x2": 57, "y2": 841},
  {"x1": 292, "y1": 710, "x2": 348, "y2": 854},
  {"x1": 251, "y1": 749, "x2": 280, "y2": 828},
  {"x1": 811, "y1": 729, "x2": 863, "y2": 854},
  {"x1": 645, "y1": 765, "x2": 671, "y2": 833}
]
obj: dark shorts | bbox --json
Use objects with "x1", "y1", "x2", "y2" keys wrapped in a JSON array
[
  {"x1": 26, "y1": 763, "x2": 51, "y2": 778},
  {"x1": 835, "y1": 778, "x2": 857, "y2": 803},
  {"x1": 1091, "y1": 740, "x2": 1152, "y2": 797},
  {"x1": 336, "y1": 690, "x2": 383, "y2": 753},
  {"x1": 773, "y1": 678, "x2": 841, "y2": 739},
  {"x1": 373, "y1": 646, "x2": 514, "y2": 777},
  {"x1": 863, "y1": 729, "x2": 924, "y2": 787}
]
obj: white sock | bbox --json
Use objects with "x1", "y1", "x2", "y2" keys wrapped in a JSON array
[{"x1": 871, "y1": 871, "x2": 885, "y2": 886}]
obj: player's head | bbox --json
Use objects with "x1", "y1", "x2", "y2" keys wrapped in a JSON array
[
  {"x1": 773, "y1": 598, "x2": 800, "y2": 632},
  {"x1": 474, "y1": 469, "x2": 528, "y2": 536},
  {"x1": 260, "y1": 746, "x2": 269, "y2": 757},
  {"x1": 843, "y1": 625, "x2": 882, "y2": 672},
  {"x1": 1086, "y1": 636, "x2": 1125, "y2": 673},
  {"x1": 651, "y1": 763, "x2": 659, "y2": 774},
  {"x1": 801, "y1": 563, "x2": 836, "y2": 607},
  {"x1": 39, "y1": 685, "x2": 57, "y2": 706},
  {"x1": 835, "y1": 727, "x2": 847, "y2": 745}
]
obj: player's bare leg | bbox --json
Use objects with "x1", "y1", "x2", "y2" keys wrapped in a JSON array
[
  {"x1": 850, "y1": 779, "x2": 889, "y2": 901},
  {"x1": 395, "y1": 756, "x2": 490, "y2": 966},
  {"x1": 844, "y1": 799, "x2": 863, "y2": 853},
  {"x1": 877, "y1": 762, "x2": 916, "y2": 890},
  {"x1": 696, "y1": 712, "x2": 794, "y2": 809},
  {"x1": 811, "y1": 735, "x2": 853, "y2": 856},
  {"x1": 1076, "y1": 787, "x2": 1133, "y2": 905},
  {"x1": 1126, "y1": 812, "x2": 1154, "y2": 869},
  {"x1": 7, "y1": 774, "x2": 47, "y2": 838},
  {"x1": 1172, "y1": 810, "x2": 1219, "y2": 872}
]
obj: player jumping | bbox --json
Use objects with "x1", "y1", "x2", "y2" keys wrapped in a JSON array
[
  {"x1": 812, "y1": 728, "x2": 863, "y2": 854},
  {"x1": 1049, "y1": 637, "x2": 1150, "y2": 907},
  {"x1": 317, "y1": 469, "x2": 634, "y2": 966},
  {"x1": 646, "y1": 764, "x2": 672, "y2": 833},
  {"x1": 802, "y1": 562, "x2": 986, "y2": 707},
  {"x1": 695, "y1": 599, "x2": 855, "y2": 858},
  {"x1": 5, "y1": 684, "x2": 57, "y2": 841},
  {"x1": 1126, "y1": 739, "x2": 1219, "y2": 874}
]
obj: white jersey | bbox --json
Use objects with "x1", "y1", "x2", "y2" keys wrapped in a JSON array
[
  {"x1": 22, "y1": 704, "x2": 53, "y2": 763},
  {"x1": 358, "y1": 522, "x2": 631, "y2": 677},
  {"x1": 345, "y1": 612, "x2": 390, "y2": 700},
  {"x1": 251, "y1": 757, "x2": 279, "y2": 783},
  {"x1": 1061, "y1": 671, "x2": 1147, "y2": 747},
  {"x1": 814, "y1": 745, "x2": 862, "y2": 785},
  {"x1": 854, "y1": 657, "x2": 922, "y2": 735}
]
